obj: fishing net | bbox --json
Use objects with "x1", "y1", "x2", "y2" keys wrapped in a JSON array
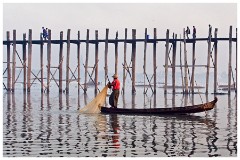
[{"x1": 79, "y1": 85, "x2": 109, "y2": 114}]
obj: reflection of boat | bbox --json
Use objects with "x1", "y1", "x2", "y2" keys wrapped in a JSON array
[
  {"x1": 158, "y1": 85, "x2": 204, "y2": 89},
  {"x1": 218, "y1": 83, "x2": 235, "y2": 88},
  {"x1": 218, "y1": 83, "x2": 236, "y2": 91},
  {"x1": 82, "y1": 81, "x2": 101, "y2": 86},
  {"x1": 218, "y1": 87, "x2": 236, "y2": 91},
  {"x1": 101, "y1": 97, "x2": 218, "y2": 115}
]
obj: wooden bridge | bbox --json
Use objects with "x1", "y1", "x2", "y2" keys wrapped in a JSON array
[{"x1": 2, "y1": 26, "x2": 237, "y2": 95}]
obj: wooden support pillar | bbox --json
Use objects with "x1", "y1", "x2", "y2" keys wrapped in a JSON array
[
  {"x1": 214, "y1": 28, "x2": 218, "y2": 93},
  {"x1": 6, "y1": 31, "x2": 11, "y2": 92},
  {"x1": 66, "y1": 29, "x2": 71, "y2": 94},
  {"x1": 27, "y1": 29, "x2": 32, "y2": 92},
  {"x1": 191, "y1": 33, "x2": 196, "y2": 94},
  {"x1": 153, "y1": 28, "x2": 157, "y2": 94},
  {"x1": 12, "y1": 30, "x2": 16, "y2": 92},
  {"x1": 179, "y1": 35, "x2": 184, "y2": 93},
  {"x1": 132, "y1": 29, "x2": 136, "y2": 94},
  {"x1": 115, "y1": 31, "x2": 118, "y2": 75},
  {"x1": 84, "y1": 29, "x2": 89, "y2": 93},
  {"x1": 122, "y1": 28, "x2": 127, "y2": 94},
  {"x1": 23, "y1": 33, "x2": 27, "y2": 91},
  {"x1": 236, "y1": 28, "x2": 238, "y2": 93},
  {"x1": 172, "y1": 34, "x2": 177, "y2": 94},
  {"x1": 46, "y1": 29, "x2": 51, "y2": 93},
  {"x1": 206, "y1": 26, "x2": 212, "y2": 94},
  {"x1": 183, "y1": 28, "x2": 188, "y2": 94},
  {"x1": 228, "y1": 26, "x2": 232, "y2": 94},
  {"x1": 59, "y1": 31, "x2": 63, "y2": 93},
  {"x1": 143, "y1": 28, "x2": 147, "y2": 94},
  {"x1": 95, "y1": 30, "x2": 99, "y2": 94},
  {"x1": 40, "y1": 33, "x2": 44, "y2": 93},
  {"x1": 77, "y1": 31, "x2": 81, "y2": 93},
  {"x1": 164, "y1": 29, "x2": 170, "y2": 94},
  {"x1": 104, "y1": 29, "x2": 109, "y2": 85}
]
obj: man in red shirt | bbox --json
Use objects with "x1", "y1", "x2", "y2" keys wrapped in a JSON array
[{"x1": 108, "y1": 74, "x2": 120, "y2": 108}]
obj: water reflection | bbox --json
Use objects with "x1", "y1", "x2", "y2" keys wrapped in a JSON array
[
  {"x1": 3, "y1": 89, "x2": 237, "y2": 157},
  {"x1": 226, "y1": 95, "x2": 237, "y2": 155},
  {"x1": 109, "y1": 114, "x2": 120, "y2": 150}
]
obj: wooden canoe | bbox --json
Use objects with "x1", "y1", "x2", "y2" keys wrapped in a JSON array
[{"x1": 101, "y1": 97, "x2": 218, "y2": 115}]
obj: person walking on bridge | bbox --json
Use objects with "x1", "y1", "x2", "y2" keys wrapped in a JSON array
[{"x1": 193, "y1": 26, "x2": 196, "y2": 39}]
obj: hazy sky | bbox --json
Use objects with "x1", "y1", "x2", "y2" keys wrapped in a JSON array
[{"x1": 2, "y1": 3, "x2": 237, "y2": 79}]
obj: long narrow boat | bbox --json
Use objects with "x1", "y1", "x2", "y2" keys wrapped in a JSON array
[{"x1": 101, "y1": 97, "x2": 218, "y2": 115}]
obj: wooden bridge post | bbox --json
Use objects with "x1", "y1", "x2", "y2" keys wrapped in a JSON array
[
  {"x1": 236, "y1": 28, "x2": 238, "y2": 93},
  {"x1": 122, "y1": 28, "x2": 127, "y2": 94},
  {"x1": 191, "y1": 32, "x2": 196, "y2": 94},
  {"x1": 115, "y1": 31, "x2": 118, "y2": 75},
  {"x1": 183, "y1": 28, "x2": 188, "y2": 94},
  {"x1": 6, "y1": 31, "x2": 11, "y2": 92},
  {"x1": 40, "y1": 33, "x2": 44, "y2": 92},
  {"x1": 132, "y1": 29, "x2": 136, "y2": 94},
  {"x1": 84, "y1": 29, "x2": 89, "y2": 93},
  {"x1": 153, "y1": 28, "x2": 157, "y2": 94},
  {"x1": 46, "y1": 29, "x2": 51, "y2": 93},
  {"x1": 66, "y1": 29, "x2": 71, "y2": 94},
  {"x1": 179, "y1": 35, "x2": 184, "y2": 93},
  {"x1": 59, "y1": 31, "x2": 63, "y2": 93},
  {"x1": 23, "y1": 33, "x2": 27, "y2": 91},
  {"x1": 172, "y1": 34, "x2": 177, "y2": 94},
  {"x1": 214, "y1": 28, "x2": 218, "y2": 93},
  {"x1": 164, "y1": 29, "x2": 169, "y2": 94},
  {"x1": 27, "y1": 29, "x2": 32, "y2": 92},
  {"x1": 143, "y1": 28, "x2": 147, "y2": 94},
  {"x1": 104, "y1": 29, "x2": 109, "y2": 85},
  {"x1": 12, "y1": 30, "x2": 16, "y2": 92},
  {"x1": 228, "y1": 26, "x2": 232, "y2": 95},
  {"x1": 95, "y1": 30, "x2": 99, "y2": 94},
  {"x1": 206, "y1": 26, "x2": 212, "y2": 94},
  {"x1": 77, "y1": 31, "x2": 80, "y2": 93}
]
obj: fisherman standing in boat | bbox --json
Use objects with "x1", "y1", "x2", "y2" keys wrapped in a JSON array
[{"x1": 108, "y1": 74, "x2": 120, "y2": 108}]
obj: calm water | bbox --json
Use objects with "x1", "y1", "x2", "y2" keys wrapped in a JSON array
[{"x1": 2, "y1": 84, "x2": 237, "y2": 157}]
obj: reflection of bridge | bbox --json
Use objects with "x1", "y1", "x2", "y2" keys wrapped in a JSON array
[
  {"x1": 2, "y1": 26, "x2": 237, "y2": 95},
  {"x1": 3, "y1": 92, "x2": 237, "y2": 157}
]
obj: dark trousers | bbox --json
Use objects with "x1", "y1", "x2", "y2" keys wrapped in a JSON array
[{"x1": 109, "y1": 90, "x2": 119, "y2": 108}]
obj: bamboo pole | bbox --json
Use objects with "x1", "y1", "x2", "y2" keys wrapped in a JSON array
[
  {"x1": 95, "y1": 30, "x2": 99, "y2": 94},
  {"x1": 84, "y1": 29, "x2": 89, "y2": 93},
  {"x1": 77, "y1": 31, "x2": 81, "y2": 93},
  {"x1": 206, "y1": 26, "x2": 212, "y2": 94},
  {"x1": 172, "y1": 34, "x2": 177, "y2": 94},
  {"x1": 191, "y1": 32, "x2": 196, "y2": 94},
  {"x1": 179, "y1": 35, "x2": 184, "y2": 93},
  {"x1": 236, "y1": 28, "x2": 238, "y2": 93},
  {"x1": 143, "y1": 28, "x2": 147, "y2": 94},
  {"x1": 132, "y1": 29, "x2": 136, "y2": 94},
  {"x1": 6, "y1": 31, "x2": 11, "y2": 92},
  {"x1": 12, "y1": 30, "x2": 16, "y2": 92},
  {"x1": 214, "y1": 28, "x2": 218, "y2": 93},
  {"x1": 122, "y1": 28, "x2": 127, "y2": 94},
  {"x1": 104, "y1": 29, "x2": 109, "y2": 85},
  {"x1": 153, "y1": 28, "x2": 157, "y2": 94},
  {"x1": 40, "y1": 33, "x2": 44, "y2": 93},
  {"x1": 46, "y1": 29, "x2": 51, "y2": 93},
  {"x1": 183, "y1": 28, "x2": 188, "y2": 94},
  {"x1": 27, "y1": 29, "x2": 32, "y2": 92},
  {"x1": 23, "y1": 33, "x2": 27, "y2": 91},
  {"x1": 164, "y1": 29, "x2": 169, "y2": 94},
  {"x1": 66, "y1": 29, "x2": 71, "y2": 94},
  {"x1": 228, "y1": 26, "x2": 232, "y2": 95},
  {"x1": 59, "y1": 31, "x2": 63, "y2": 93},
  {"x1": 115, "y1": 31, "x2": 118, "y2": 75}
]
